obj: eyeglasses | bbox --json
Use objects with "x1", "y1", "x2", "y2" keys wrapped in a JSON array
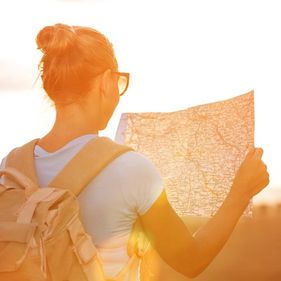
[{"x1": 113, "y1": 71, "x2": 130, "y2": 96}]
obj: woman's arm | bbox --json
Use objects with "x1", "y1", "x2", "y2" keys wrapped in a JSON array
[{"x1": 139, "y1": 148, "x2": 269, "y2": 278}]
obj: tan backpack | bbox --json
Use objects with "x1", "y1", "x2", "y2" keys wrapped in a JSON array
[{"x1": 0, "y1": 136, "x2": 150, "y2": 281}]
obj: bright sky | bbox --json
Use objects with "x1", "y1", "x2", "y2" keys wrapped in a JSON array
[{"x1": 0, "y1": 0, "x2": 280, "y2": 202}]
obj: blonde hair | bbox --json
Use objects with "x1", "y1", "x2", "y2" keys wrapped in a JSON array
[{"x1": 36, "y1": 23, "x2": 118, "y2": 106}]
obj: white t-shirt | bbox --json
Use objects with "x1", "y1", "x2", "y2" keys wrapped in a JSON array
[{"x1": 0, "y1": 134, "x2": 164, "y2": 280}]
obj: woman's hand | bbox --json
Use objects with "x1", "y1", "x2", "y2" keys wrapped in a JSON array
[{"x1": 230, "y1": 148, "x2": 270, "y2": 201}]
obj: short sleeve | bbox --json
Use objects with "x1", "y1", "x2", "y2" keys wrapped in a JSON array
[
  {"x1": 117, "y1": 151, "x2": 165, "y2": 216},
  {"x1": 0, "y1": 156, "x2": 7, "y2": 184},
  {"x1": 0, "y1": 157, "x2": 6, "y2": 168}
]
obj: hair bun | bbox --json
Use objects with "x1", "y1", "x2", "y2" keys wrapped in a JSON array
[{"x1": 36, "y1": 23, "x2": 76, "y2": 55}]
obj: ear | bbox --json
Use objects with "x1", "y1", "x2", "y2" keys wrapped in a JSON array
[{"x1": 100, "y1": 69, "x2": 112, "y2": 98}]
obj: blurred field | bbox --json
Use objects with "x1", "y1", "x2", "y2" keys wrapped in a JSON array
[{"x1": 142, "y1": 202, "x2": 281, "y2": 281}]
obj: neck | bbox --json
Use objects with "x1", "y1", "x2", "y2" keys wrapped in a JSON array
[{"x1": 38, "y1": 103, "x2": 100, "y2": 151}]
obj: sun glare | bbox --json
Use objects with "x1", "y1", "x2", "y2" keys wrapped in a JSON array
[{"x1": 0, "y1": 0, "x2": 281, "y2": 198}]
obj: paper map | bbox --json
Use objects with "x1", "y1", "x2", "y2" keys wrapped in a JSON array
[{"x1": 115, "y1": 91, "x2": 254, "y2": 217}]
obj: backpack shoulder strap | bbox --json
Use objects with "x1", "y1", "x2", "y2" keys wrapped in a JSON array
[
  {"x1": 3, "y1": 138, "x2": 40, "y2": 187},
  {"x1": 47, "y1": 136, "x2": 133, "y2": 196}
]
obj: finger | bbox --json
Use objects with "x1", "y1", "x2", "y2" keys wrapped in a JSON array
[
  {"x1": 260, "y1": 176, "x2": 270, "y2": 188},
  {"x1": 255, "y1": 165, "x2": 269, "y2": 179},
  {"x1": 253, "y1": 177, "x2": 270, "y2": 194},
  {"x1": 245, "y1": 148, "x2": 256, "y2": 159},
  {"x1": 253, "y1": 148, "x2": 263, "y2": 159},
  {"x1": 252, "y1": 171, "x2": 270, "y2": 188},
  {"x1": 261, "y1": 162, "x2": 267, "y2": 170},
  {"x1": 257, "y1": 162, "x2": 268, "y2": 173}
]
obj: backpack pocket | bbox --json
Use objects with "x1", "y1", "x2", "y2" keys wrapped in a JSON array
[
  {"x1": 68, "y1": 216, "x2": 107, "y2": 281},
  {"x1": 0, "y1": 222, "x2": 36, "y2": 272}
]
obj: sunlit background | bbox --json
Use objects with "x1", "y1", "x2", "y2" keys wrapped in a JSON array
[{"x1": 0, "y1": 0, "x2": 280, "y2": 204}]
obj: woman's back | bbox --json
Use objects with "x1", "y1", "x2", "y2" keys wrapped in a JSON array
[{"x1": 0, "y1": 133, "x2": 164, "y2": 279}]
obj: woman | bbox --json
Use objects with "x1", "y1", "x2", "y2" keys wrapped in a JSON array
[{"x1": 0, "y1": 23, "x2": 269, "y2": 280}]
